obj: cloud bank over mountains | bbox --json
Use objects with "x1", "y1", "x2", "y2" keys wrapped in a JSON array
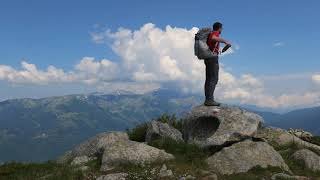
[{"x1": 0, "y1": 23, "x2": 319, "y2": 108}]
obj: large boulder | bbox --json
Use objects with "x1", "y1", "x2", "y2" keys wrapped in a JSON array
[
  {"x1": 145, "y1": 120, "x2": 183, "y2": 143},
  {"x1": 101, "y1": 140, "x2": 174, "y2": 171},
  {"x1": 57, "y1": 131, "x2": 129, "y2": 163},
  {"x1": 182, "y1": 105, "x2": 263, "y2": 147},
  {"x1": 206, "y1": 140, "x2": 289, "y2": 175},
  {"x1": 292, "y1": 149, "x2": 320, "y2": 172}
]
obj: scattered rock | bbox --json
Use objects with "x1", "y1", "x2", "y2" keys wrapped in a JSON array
[
  {"x1": 101, "y1": 140, "x2": 174, "y2": 171},
  {"x1": 158, "y1": 164, "x2": 173, "y2": 178},
  {"x1": 183, "y1": 105, "x2": 263, "y2": 147},
  {"x1": 57, "y1": 131, "x2": 129, "y2": 163},
  {"x1": 206, "y1": 140, "x2": 289, "y2": 175},
  {"x1": 77, "y1": 165, "x2": 89, "y2": 171},
  {"x1": 179, "y1": 174, "x2": 196, "y2": 180},
  {"x1": 255, "y1": 127, "x2": 295, "y2": 146},
  {"x1": 145, "y1": 120, "x2": 183, "y2": 143},
  {"x1": 150, "y1": 167, "x2": 157, "y2": 175},
  {"x1": 292, "y1": 149, "x2": 320, "y2": 172},
  {"x1": 288, "y1": 128, "x2": 313, "y2": 141},
  {"x1": 70, "y1": 155, "x2": 92, "y2": 166},
  {"x1": 96, "y1": 173, "x2": 128, "y2": 180},
  {"x1": 179, "y1": 175, "x2": 197, "y2": 180},
  {"x1": 256, "y1": 127, "x2": 320, "y2": 151},
  {"x1": 271, "y1": 173, "x2": 309, "y2": 180}
]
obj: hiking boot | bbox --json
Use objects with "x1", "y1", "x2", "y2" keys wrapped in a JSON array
[{"x1": 204, "y1": 100, "x2": 221, "y2": 106}]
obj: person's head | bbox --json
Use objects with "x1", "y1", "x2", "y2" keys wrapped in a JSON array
[{"x1": 212, "y1": 22, "x2": 223, "y2": 33}]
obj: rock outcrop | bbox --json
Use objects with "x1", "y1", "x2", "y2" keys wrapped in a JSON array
[
  {"x1": 56, "y1": 103, "x2": 320, "y2": 178},
  {"x1": 58, "y1": 131, "x2": 174, "y2": 172},
  {"x1": 206, "y1": 140, "x2": 289, "y2": 175},
  {"x1": 292, "y1": 149, "x2": 320, "y2": 172},
  {"x1": 182, "y1": 105, "x2": 263, "y2": 147},
  {"x1": 101, "y1": 140, "x2": 174, "y2": 171},
  {"x1": 145, "y1": 120, "x2": 183, "y2": 143}
]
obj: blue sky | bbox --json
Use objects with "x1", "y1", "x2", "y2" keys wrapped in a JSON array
[{"x1": 0, "y1": 0, "x2": 320, "y2": 109}]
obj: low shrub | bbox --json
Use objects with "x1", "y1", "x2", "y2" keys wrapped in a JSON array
[
  {"x1": 126, "y1": 123, "x2": 148, "y2": 142},
  {"x1": 155, "y1": 113, "x2": 183, "y2": 132}
]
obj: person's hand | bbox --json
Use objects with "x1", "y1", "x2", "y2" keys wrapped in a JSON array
[
  {"x1": 224, "y1": 40, "x2": 232, "y2": 46},
  {"x1": 222, "y1": 44, "x2": 232, "y2": 53}
]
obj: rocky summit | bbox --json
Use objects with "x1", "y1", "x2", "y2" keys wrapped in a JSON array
[
  {"x1": 182, "y1": 104, "x2": 263, "y2": 147},
  {"x1": 53, "y1": 104, "x2": 320, "y2": 179}
]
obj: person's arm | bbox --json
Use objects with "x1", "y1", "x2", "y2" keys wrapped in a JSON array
[{"x1": 211, "y1": 36, "x2": 231, "y2": 46}]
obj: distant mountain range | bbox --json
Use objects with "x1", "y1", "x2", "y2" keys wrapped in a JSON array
[
  {"x1": 0, "y1": 89, "x2": 319, "y2": 162},
  {"x1": 262, "y1": 106, "x2": 320, "y2": 135},
  {"x1": 0, "y1": 89, "x2": 201, "y2": 162}
]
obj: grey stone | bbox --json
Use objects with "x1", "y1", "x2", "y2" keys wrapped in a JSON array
[
  {"x1": 96, "y1": 173, "x2": 128, "y2": 180},
  {"x1": 57, "y1": 131, "x2": 128, "y2": 163},
  {"x1": 206, "y1": 140, "x2": 289, "y2": 175},
  {"x1": 101, "y1": 140, "x2": 174, "y2": 171},
  {"x1": 145, "y1": 120, "x2": 183, "y2": 143},
  {"x1": 158, "y1": 164, "x2": 173, "y2": 178},
  {"x1": 70, "y1": 155, "x2": 92, "y2": 166},
  {"x1": 288, "y1": 128, "x2": 313, "y2": 141},
  {"x1": 179, "y1": 175, "x2": 197, "y2": 180},
  {"x1": 182, "y1": 105, "x2": 263, "y2": 147},
  {"x1": 77, "y1": 166, "x2": 89, "y2": 171},
  {"x1": 292, "y1": 149, "x2": 320, "y2": 172}
]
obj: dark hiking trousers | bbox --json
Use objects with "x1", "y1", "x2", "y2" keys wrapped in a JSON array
[{"x1": 204, "y1": 56, "x2": 219, "y2": 101}]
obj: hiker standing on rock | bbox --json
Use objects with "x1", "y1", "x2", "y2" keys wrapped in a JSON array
[
  {"x1": 194, "y1": 22, "x2": 232, "y2": 106},
  {"x1": 203, "y1": 22, "x2": 232, "y2": 106}
]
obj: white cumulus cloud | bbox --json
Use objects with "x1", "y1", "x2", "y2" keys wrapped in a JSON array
[
  {"x1": 0, "y1": 23, "x2": 319, "y2": 108},
  {"x1": 312, "y1": 74, "x2": 320, "y2": 84}
]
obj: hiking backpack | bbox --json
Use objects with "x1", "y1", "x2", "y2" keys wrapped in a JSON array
[{"x1": 194, "y1": 27, "x2": 217, "y2": 60}]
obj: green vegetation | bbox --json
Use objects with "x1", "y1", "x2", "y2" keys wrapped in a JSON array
[
  {"x1": 0, "y1": 158, "x2": 105, "y2": 180},
  {"x1": 309, "y1": 136, "x2": 320, "y2": 146},
  {"x1": 149, "y1": 138, "x2": 208, "y2": 169},
  {"x1": 220, "y1": 166, "x2": 284, "y2": 180},
  {"x1": 112, "y1": 163, "x2": 157, "y2": 180},
  {"x1": 0, "y1": 161, "x2": 85, "y2": 180},
  {"x1": 155, "y1": 113, "x2": 183, "y2": 132}
]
